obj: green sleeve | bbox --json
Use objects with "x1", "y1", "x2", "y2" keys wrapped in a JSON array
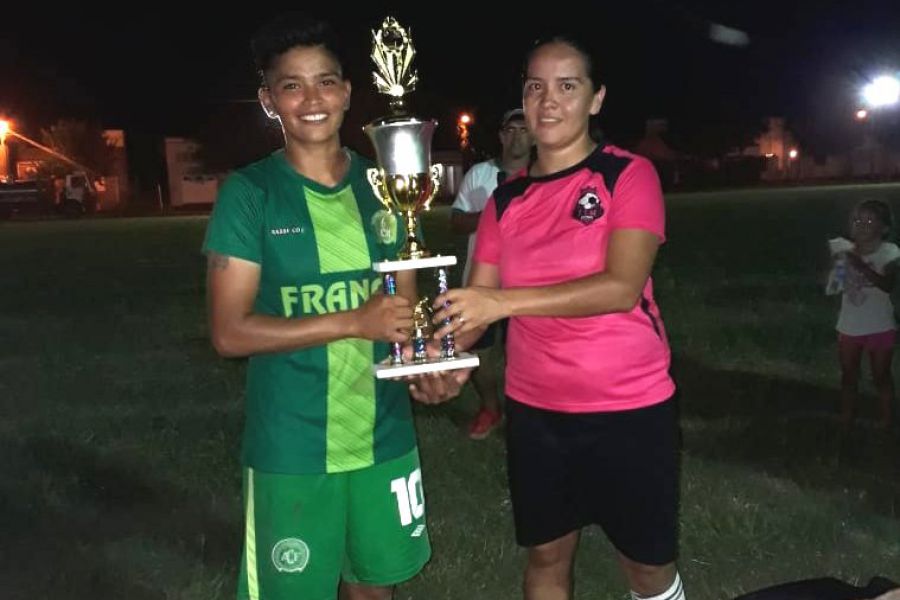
[{"x1": 202, "y1": 172, "x2": 264, "y2": 264}]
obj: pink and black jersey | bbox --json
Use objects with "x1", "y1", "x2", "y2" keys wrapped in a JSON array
[{"x1": 473, "y1": 144, "x2": 675, "y2": 413}]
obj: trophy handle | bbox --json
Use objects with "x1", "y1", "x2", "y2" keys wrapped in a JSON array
[
  {"x1": 367, "y1": 168, "x2": 392, "y2": 211},
  {"x1": 423, "y1": 164, "x2": 443, "y2": 211}
]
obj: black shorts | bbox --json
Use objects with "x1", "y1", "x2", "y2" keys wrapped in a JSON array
[{"x1": 505, "y1": 397, "x2": 680, "y2": 566}]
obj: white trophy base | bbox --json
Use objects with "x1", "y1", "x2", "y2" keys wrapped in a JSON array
[
  {"x1": 374, "y1": 351, "x2": 480, "y2": 379},
  {"x1": 373, "y1": 255, "x2": 457, "y2": 273}
]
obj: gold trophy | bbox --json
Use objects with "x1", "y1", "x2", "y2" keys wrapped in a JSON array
[{"x1": 365, "y1": 17, "x2": 479, "y2": 379}]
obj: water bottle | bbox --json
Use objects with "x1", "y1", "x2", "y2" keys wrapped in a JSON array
[{"x1": 827, "y1": 254, "x2": 847, "y2": 295}]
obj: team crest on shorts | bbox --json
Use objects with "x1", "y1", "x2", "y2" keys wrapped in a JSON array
[
  {"x1": 572, "y1": 187, "x2": 603, "y2": 224},
  {"x1": 371, "y1": 209, "x2": 398, "y2": 245},
  {"x1": 272, "y1": 538, "x2": 310, "y2": 573}
]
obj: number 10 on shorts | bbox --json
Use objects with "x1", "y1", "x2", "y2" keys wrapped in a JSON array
[{"x1": 390, "y1": 468, "x2": 425, "y2": 526}]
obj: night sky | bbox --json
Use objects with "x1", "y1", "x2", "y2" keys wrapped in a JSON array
[{"x1": 1, "y1": 1, "x2": 898, "y2": 182}]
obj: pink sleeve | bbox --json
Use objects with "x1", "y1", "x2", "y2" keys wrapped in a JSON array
[
  {"x1": 607, "y1": 157, "x2": 666, "y2": 242},
  {"x1": 473, "y1": 197, "x2": 501, "y2": 265}
]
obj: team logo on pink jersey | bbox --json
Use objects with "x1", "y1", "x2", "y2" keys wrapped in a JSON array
[{"x1": 573, "y1": 187, "x2": 603, "y2": 224}]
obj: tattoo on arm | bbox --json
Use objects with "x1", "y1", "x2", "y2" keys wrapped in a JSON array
[{"x1": 208, "y1": 252, "x2": 231, "y2": 270}]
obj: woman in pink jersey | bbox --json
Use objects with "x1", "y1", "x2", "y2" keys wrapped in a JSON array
[{"x1": 427, "y1": 36, "x2": 684, "y2": 600}]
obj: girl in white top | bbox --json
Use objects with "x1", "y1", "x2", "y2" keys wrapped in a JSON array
[{"x1": 834, "y1": 199, "x2": 900, "y2": 429}]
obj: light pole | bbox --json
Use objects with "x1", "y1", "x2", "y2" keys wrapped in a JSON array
[
  {"x1": 457, "y1": 112, "x2": 473, "y2": 170},
  {"x1": 787, "y1": 148, "x2": 799, "y2": 179},
  {"x1": 857, "y1": 74, "x2": 899, "y2": 178},
  {"x1": 0, "y1": 119, "x2": 10, "y2": 182}
]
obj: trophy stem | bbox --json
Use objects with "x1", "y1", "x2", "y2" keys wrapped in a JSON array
[
  {"x1": 437, "y1": 267, "x2": 456, "y2": 359},
  {"x1": 382, "y1": 272, "x2": 404, "y2": 365},
  {"x1": 389, "y1": 98, "x2": 406, "y2": 114},
  {"x1": 400, "y1": 210, "x2": 429, "y2": 260}
]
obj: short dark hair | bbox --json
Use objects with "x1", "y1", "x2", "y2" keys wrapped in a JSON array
[
  {"x1": 856, "y1": 199, "x2": 894, "y2": 237},
  {"x1": 251, "y1": 13, "x2": 347, "y2": 85},
  {"x1": 523, "y1": 34, "x2": 603, "y2": 91}
]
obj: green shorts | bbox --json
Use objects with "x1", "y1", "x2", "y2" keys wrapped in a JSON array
[{"x1": 237, "y1": 447, "x2": 431, "y2": 600}]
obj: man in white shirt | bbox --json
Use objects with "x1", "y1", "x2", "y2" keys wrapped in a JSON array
[{"x1": 450, "y1": 108, "x2": 532, "y2": 439}]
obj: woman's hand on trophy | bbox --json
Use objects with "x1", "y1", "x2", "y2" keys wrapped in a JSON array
[
  {"x1": 400, "y1": 341, "x2": 471, "y2": 404},
  {"x1": 354, "y1": 294, "x2": 413, "y2": 343},
  {"x1": 432, "y1": 286, "x2": 507, "y2": 338}
]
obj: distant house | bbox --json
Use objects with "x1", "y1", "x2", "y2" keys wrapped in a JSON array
[
  {"x1": 163, "y1": 138, "x2": 220, "y2": 207},
  {"x1": 432, "y1": 149, "x2": 463, "y2": 202},
  {"x1": 737, "y1": 117, "x2": 900, "y2": 182},
  {"x1": 9, "y1": 129, "x2": 128, "y2": 210},
  {"x1": 633, "y1": 119, "x2": 683, "y2": 188},
  {"x1": 634, "y1": 119, "x2": 680, "y2": 162},
  {"x1": 848, "y1": 133, "x2": 900, "y2": 179}
]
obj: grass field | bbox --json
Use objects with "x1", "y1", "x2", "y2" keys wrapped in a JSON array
[{"x1": 1, "y1": 183, "x2": 899, "y2": 599}]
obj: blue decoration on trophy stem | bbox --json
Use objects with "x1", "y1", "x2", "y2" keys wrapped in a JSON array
[
  {"x1": 413, "y1": 331, "x2": 427, "y2": 362},
  {"x1": 383, "y1": 272, "x2": 403, "y2": 364},
  {"x1": 437, "y1": 267, "x2": 456, "y2": 359}
]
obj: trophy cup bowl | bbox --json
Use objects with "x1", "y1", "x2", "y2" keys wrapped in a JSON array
[{"x1": 364, "y1": 116, "x2": 443, "y2": 261}]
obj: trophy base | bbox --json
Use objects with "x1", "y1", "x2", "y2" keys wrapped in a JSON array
[
  {"x1": 373, "y1": 255, "x2": 457, "y2": 273},
  {"x1": 373, "y1": 352, "x2": 480, "y2": 379}
]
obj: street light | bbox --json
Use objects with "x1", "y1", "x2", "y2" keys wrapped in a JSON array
[
  {"x1": 788, "y1": 148, "x2": 799, "y2": 160},
  {"x1": 856, "y1": 109, "x2": 869, "y2": 120},
  {"x1": 457, "y1": 112, "x2": 473, "y2": 150},
  {"x1": 862, "y1": 75, "x2": 900, "y2": 109}
]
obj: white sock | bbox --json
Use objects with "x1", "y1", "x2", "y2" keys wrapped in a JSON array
[{"x1": 631, "y1": 572, "x2": 685, "y2": 600}]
